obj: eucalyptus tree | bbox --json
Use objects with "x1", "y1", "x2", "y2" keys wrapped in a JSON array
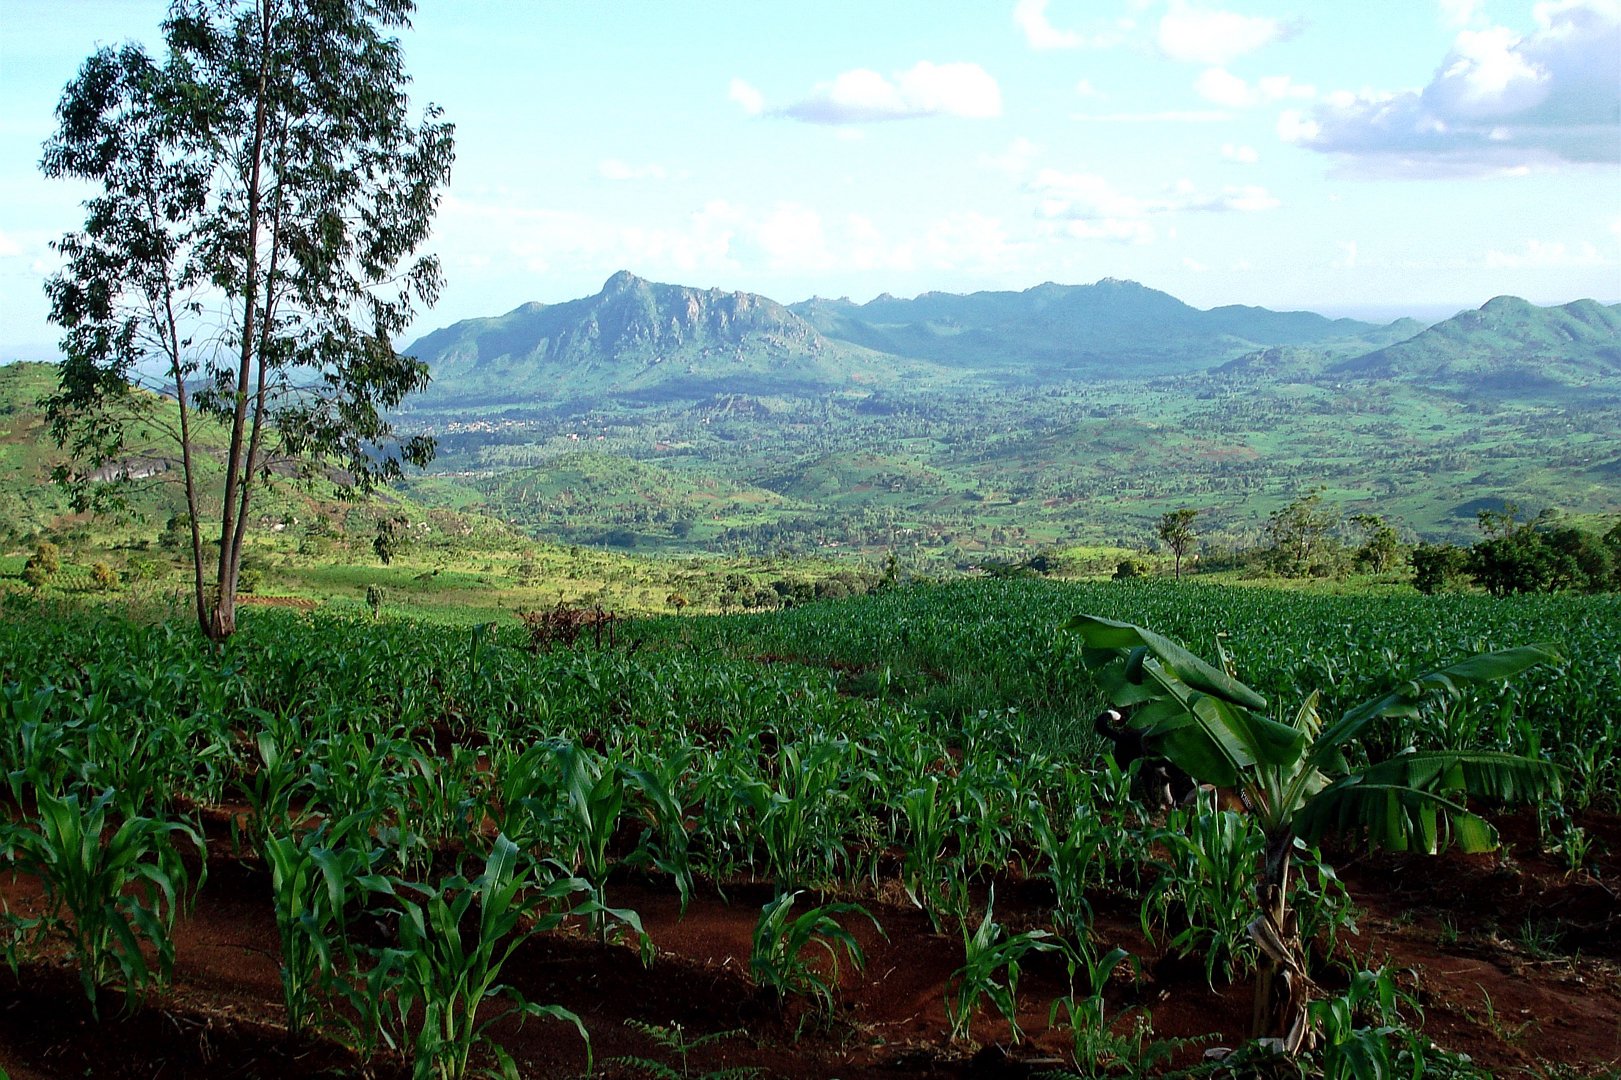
[
  {"x1": 42, "y1": 0, "x2": 453, "y2": 640},
  {"x1": 1065, "y1": 614, "x2": 1561, "y2": 1054},
  {"x1": 1156, "y1": 508, "x2": 1199, "y2": 580}
]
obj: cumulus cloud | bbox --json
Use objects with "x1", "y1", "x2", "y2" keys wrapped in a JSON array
[
  {"x1": 1194, "y1": 68, "x2": 1314, "y2": 107},
  {"x1": 729, "y1": 78, "x2": 765, "y2": 116},
  {"x1": 1222, "y1": 142, "x2": 1260, "y2": 162},
  {"x1": 1283, "y1": 0, "x2": 1621, "y2": 171},
  {"x1": 779, "y1": 61, "x2": 1002, "y2": 124},
  {"x1": 1028, "y1": 168, "x2": 1280, "y2": 242},
  {"x1": 1438, "y1": 0, "x2": 1487, "y2": 28},
  {"x1": 1158, "y1": 2, "x2": 1287, "y2": 65},
  {"x1": 979, "y1": 136, "x2": 1042, "y2": 175},
  {"x1": 1014, "y1": 0, "x2": 1086, "y2": 47},
  {"x1": 435, "y1": 192, "x2": 1026, "y2": 281}
]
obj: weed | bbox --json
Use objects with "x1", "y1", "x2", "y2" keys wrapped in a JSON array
[{"x1": 614, "y1": 1019, "x2": 761, "y2": 1080}]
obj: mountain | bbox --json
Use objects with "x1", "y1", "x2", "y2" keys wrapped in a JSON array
[
  {"x1": 405, "y1": 271, "x2": 942, "y2": 406},
  {"x1": 1332, "y1": 296, "x2": 1621, "y2": 390},
  {"x1": 404, "y1": 273, "x2": 1434, "y2": 407},
  {"x1": 789, "y1": 279, "x2": 1412, "y2": 377}
]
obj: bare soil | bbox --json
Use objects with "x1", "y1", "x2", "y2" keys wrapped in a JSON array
[{"x1": 2, "y1": 807, "x2": 1618, "y2": 1079}]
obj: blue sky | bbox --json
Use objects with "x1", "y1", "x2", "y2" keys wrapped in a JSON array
[{"x1": 1, "y1": 0, "x2": 1616, "y2": 356}]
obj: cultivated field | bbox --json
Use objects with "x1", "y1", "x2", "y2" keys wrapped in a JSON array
[{"x1": 1, "y1": 580, "x2": 1618, "y2": 1078}]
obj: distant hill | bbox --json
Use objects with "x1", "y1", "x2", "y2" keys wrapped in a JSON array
[
  {"x1": 403, "y1": 273, "x2": 1440, "y2": 407},
  {"x1": 405, "y1": 271, "x2": 943, "y2": 406},
  {"x1": 1332, "y1": 296, "x2": 1621, "y2": 390},
  {"x1": 790, "y1": 279, "x2": 1413, "y2": 378}
]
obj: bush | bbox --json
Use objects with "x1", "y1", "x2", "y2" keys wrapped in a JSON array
[
  {"x1": 1112, "y1": 559, "x2": 1145, "y2": 580},
  {"x1": 90, "y1": 562, "x2": 118, "y2": 590},
  {"x1": 1410, "y1": 543, "x2": 1470, "y2": 594}
]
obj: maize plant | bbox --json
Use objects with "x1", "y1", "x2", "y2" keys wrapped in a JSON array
[{"x1": 5, "y1": 787, "x2": 203, "y2": 1016}]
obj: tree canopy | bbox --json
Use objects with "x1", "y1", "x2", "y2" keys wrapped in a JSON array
[{"x1": 42, "y1": 0, "x2": 453, "y2": 639}]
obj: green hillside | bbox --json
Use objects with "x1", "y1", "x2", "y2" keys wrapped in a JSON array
[
  {"x1": 1334, "y1": 296, "x2": 1621, "y2": 389},
  {"x1": 405, "y1": 271, "x2": 953, "y2": 406},
  {"x1": 789, "y1": 277, "x2": 1411, "y2": 377}
]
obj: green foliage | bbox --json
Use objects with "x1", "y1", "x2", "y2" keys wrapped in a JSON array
[
  {"x1": 4, "y1": 788, "x2": 203, "y2": 1015},
  {"x1": 1467, "y1": 506, "x2": 1616, "y2": 596},
  {"x1": 1143, "y1": 801, "x2": 1261, "y2": 986},
  {"x1": 614, "y1": 1019, "x2": 759, "y2": 1080},
  {"x1": 1410, "y1": 542, "x2": 1470, "y2": 594},
  {"x1": 1156, "y1": 508, "x2": 1199, "y2": 579},
  {"x1": 749, "y1": 891, "x2": 877, "y2": 1016},
  {"x1": 359, "y1": 836, "x2": 590, "y2": 1080},
  {"x1": 262, "y1": 814, "x2": 391, "y2": 1038},
  {"x1": 944, "y1": 889, "x2": 1059, "y2": 1044},
  {"x1": 1263, "y1": 489, "x2": 1341, "y2": 578},
  {"x1": 1067, "y1": 612, "x2": 1563, "y2": 1051},
  {"x1": 41, "y1": 0, "x2": 452, "y2": 639},
  {"x1": 22, "y1": 542, "x2": 60, "y2": 590}
]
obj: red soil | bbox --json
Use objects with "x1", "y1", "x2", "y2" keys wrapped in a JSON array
[{"x1": 2, "y1": 808, "x2": 1617, "y2": 1078}]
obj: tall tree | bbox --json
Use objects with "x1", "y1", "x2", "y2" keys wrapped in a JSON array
[
  {"x1": 1156, "y1": 507, "x2": 1199, "y2": 580},
  {"x1": 42, "y1": 0, "x2": 453, "y2": 640},
  {"x1": 1263, "y1": 488, "x2": 1340, "y2": 578}
]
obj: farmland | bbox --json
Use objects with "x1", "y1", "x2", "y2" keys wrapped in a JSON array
[{"x1": 2, "y1": 580, "x2": 1618, "y2": 1078}]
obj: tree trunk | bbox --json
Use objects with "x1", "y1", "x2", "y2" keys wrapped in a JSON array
[{"x1": 1250, "y1": 828, "x2": 1313, "y2": 1052}]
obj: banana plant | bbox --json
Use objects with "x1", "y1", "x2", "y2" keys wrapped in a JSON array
[{"x1": 1064, "y1": 614, "x2": 1562, "y2": 1055}]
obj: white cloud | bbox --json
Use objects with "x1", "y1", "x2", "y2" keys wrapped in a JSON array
[
  {"x1": 1334, "y1": 240, "x2": 1359, "y2": 268},
  {"x1": 1195, "y1": 68, "x2": 1255, "y2": 107},
  {"x1": 1484, "y1": 238, "x2": 1608, "y2": 266},
  {"x1": 434, "y1": 193, "x2": 1025, "y2": 281},
  {"x1": 1439, "y1": 0, "x2": 1487, "y2": 28},
  {"x1": 729, "y1": 78, "x2": 765, "y2": 116},
  {"x1": 780, "y1": 61, "x2": 1002, "y2": 124},
  {"x1": 1222, "y1": 141, "x2": 1260, "y2": 162},
  {"x1": 1285, "y1": 0, "x2": 1621, "y2": 171},
  {"x1": 1195, "y1": 68, "x2": 1315, "y2": 107},
  {"x1": 980, "y1": 136, "x2": 1042, "y2": 175},
  {"x1": 1028, "y1": 168, "x2": 1280, "y2": 242},
  {"x1": 0, "y1": 231, "x2": 20, "y2": 258},
  {"x1": 751, "y1": 204, "x2": 835, "y2": 270},
  {"x1": 1014, "y1": 0, "x2": 1086, "y2": 48},
  {"x1": 1158, "y1": 2, "x2": 1285, "y2": 65},
  {"x1": 923, "y1": 212, "x2": 1025, "y2": 268},
  {"x1": 1075, "y1": 78, "x2": 1105, "y2": 98},
  {"x1": 598, "y1": 159, "x2": 671, "y2": 181}
]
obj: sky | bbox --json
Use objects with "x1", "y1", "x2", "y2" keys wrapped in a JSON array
[{"x1": 1, "y1": 0, "x2": 1617, "y2": 358}]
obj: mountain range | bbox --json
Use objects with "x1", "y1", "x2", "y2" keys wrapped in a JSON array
[{"x1": 402, "y1": 272, "x2": 1620, "y2": 407}]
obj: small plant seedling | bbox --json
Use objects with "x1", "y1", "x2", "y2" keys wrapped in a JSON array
[
  {"x1": 1464, "y1": 984, "x2": 1536, "y2": 1046},
  {"x1": 613, "y1": 1019, "x2": 760, "y2": 1080}
]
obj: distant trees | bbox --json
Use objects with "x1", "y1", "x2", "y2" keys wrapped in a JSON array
[
  {"x1": 1407, "y1": 505, "x2": 1618, "y2": 596},
  {"x1": 1409, "y1": 543, "x2": 1471, "y2": 594},
  {"x1": 1350, "y1": 514, "x2": 1402, "y2": 573},
  {"x1": 1156, "y1": 508, "x2": 1199, "y2": 580},
  {"x1": 1464, "y1": 505, "x2": 1616, "y2": 596},
  {"x1": 1262, "y1": 489, "x2": 1340, "y2": 577}
]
